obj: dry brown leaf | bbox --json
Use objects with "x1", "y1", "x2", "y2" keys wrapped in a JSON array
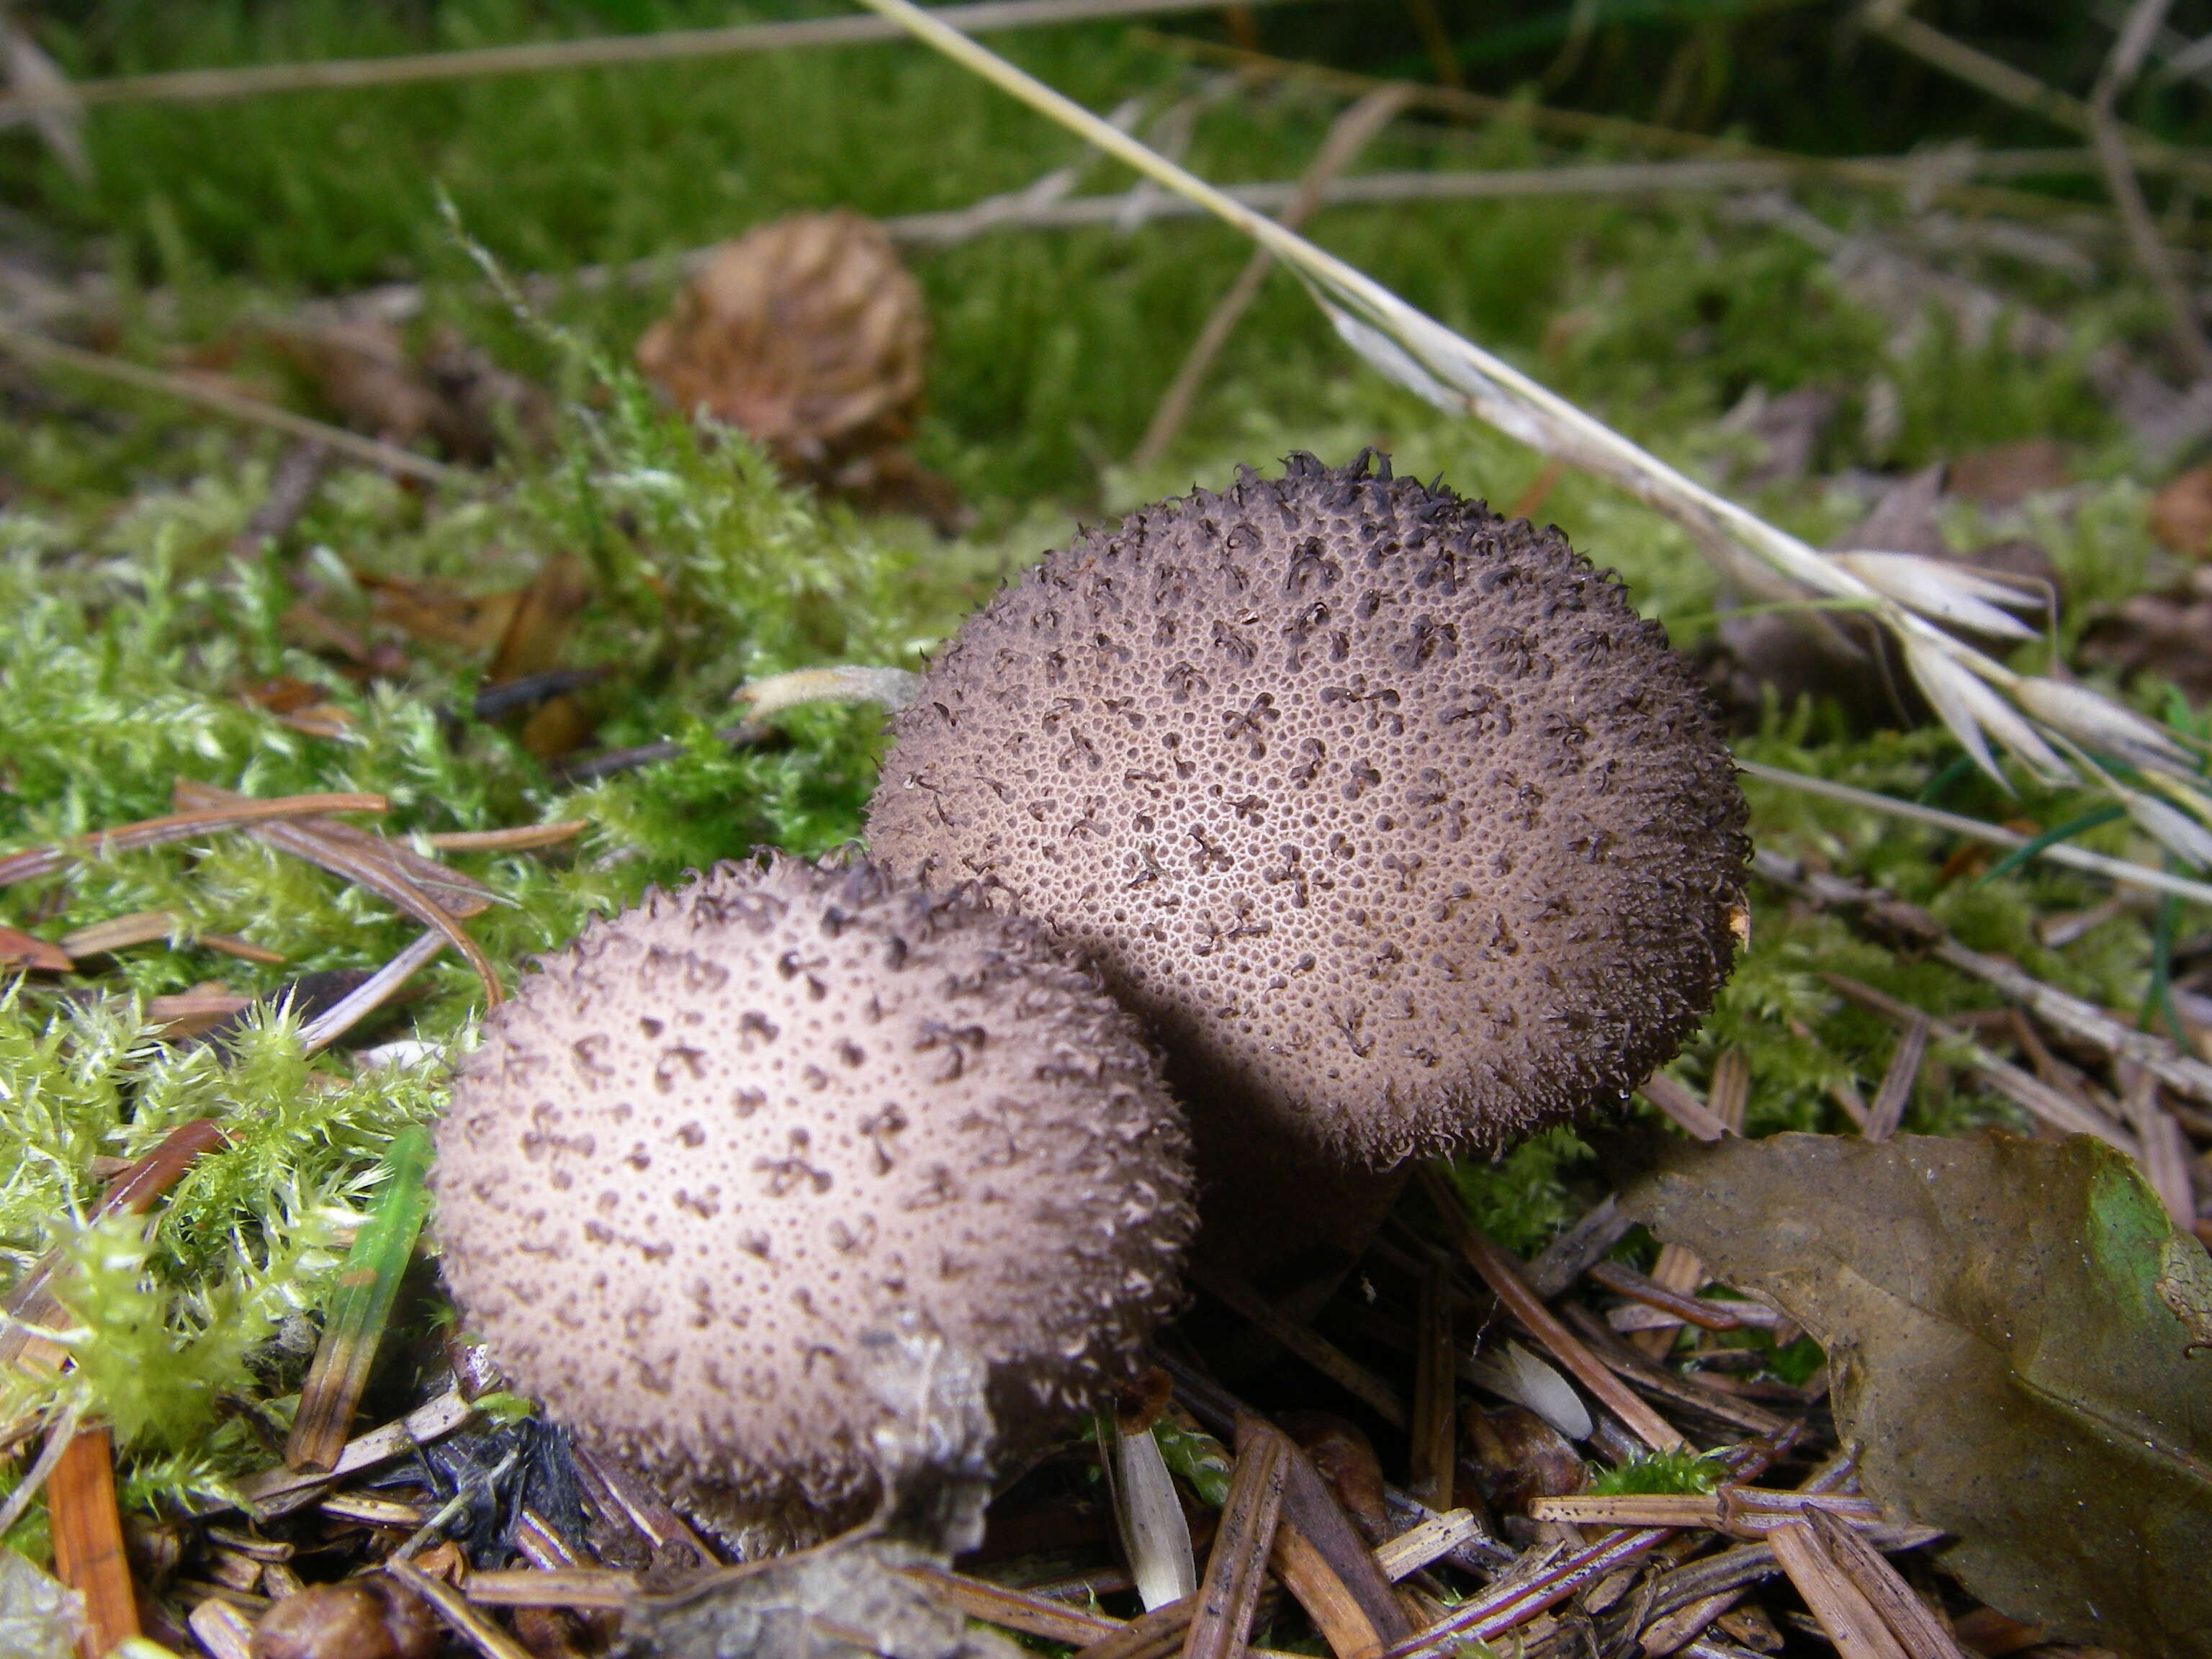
[
  {"x1": 2080, "y1": 566, "x2": 2212, "y2": 707},
  {"x1": 1946, "y1": 439, "x2": 2067, "y2": 507},
  {"x1": 1623, "y1": 1132, "x2": 2212, "y2": 1657},
  {"x1": 236, "y1": 675, "x2": 353, "y2": 737},
  {"x1": 486, "y1": 553, "x2": 592, "y2": 685},
  {"x1": 638, "y1": 211, "x2": 926, "y2": 472},
  {"x1": 269, "y1": 320, "x2": 548, "y2": 466},
  {"x1": 2152, "y1": 465, "x2": 2212, "y2": 558},
  {"x1": 1458, "y1": 1405, "x2": 1584, "y2": 1516},
  {"x1": 361, "y1": 570, "x2": 523, "y2": 655},
  {"x1": 636, "y1": 211, "x2": 961, "y2": 528},
  {"x1": 271, "y1": 320, "x2": 444, "y2": 448}
]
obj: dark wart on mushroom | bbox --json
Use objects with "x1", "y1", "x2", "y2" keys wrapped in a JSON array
[
  {"x1": 431, "y1": 854, "x2": 1196, "y2": 1545},
  {"x1": 867, "y1": 452, "x2": 1748, "y2": 1221}
]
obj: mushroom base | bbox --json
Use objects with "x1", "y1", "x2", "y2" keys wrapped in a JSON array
[
  {"x1": 667, "y1": 1476, "x2": 876, "y2": 1562},
  {"x1": 1186, "y1": 1106, "x2": 1409, "y2": 1295}
]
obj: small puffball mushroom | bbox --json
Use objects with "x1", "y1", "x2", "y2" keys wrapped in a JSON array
[
  {"x1": 868, "y1": 453, "x2": 1748, "y2": 1182},
  {"x1": 431, "y1": 854, "x2": 1195, "y2": 1539}
]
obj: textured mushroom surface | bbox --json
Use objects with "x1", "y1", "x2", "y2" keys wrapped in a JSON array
[
  {"x1": 432, "y1": 855, "x2": 1194, "y2": 1526},
  {"x1": 868, "y1": 453, "x2": 1748, "y2": 1168}
]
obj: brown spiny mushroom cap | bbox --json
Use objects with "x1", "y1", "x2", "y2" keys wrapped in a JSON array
[
  {"x1": 431, "y1": 854, "x2": 1195, "y2": 1525},
  {"x1": 867, "y1": 453, "x2": 1748, "y2": 1169}
]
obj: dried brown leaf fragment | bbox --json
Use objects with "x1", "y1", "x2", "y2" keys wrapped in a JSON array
[{"x1": 1622, "y1": 1131, "x2": 2212, "y2": 1658}]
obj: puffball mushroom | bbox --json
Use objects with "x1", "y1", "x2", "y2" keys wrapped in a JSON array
[
  {"x1": 431, "y1": 854, "x2": 1195, "y2": 1542},
  {"x1": 867, "y1": 453, "x2": 1747, "y2": 1258}
]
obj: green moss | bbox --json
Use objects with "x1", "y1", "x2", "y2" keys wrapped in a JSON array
[
  {"x1": 1586, "y1": 1449, "x2": 1727, "y2": 1496},
  {"x1": 1445, "y1": 1127, "x2": 1595, "y2": 1258}
]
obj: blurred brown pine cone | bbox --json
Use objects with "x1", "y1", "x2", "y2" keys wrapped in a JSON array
[{"x1": 637, "y1": 211, "x2": 929, "y2": 480}]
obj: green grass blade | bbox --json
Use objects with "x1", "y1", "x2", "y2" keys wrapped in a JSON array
[
  {"x1": 283, "y1": 1126, "x2": 433, "y2": 1473},
  {"x1": 1977, "y1": 804, "x2": 2127, "y2": 889}
]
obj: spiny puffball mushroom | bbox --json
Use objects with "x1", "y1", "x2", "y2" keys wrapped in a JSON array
[
  {"x1": 431, "y1": 853, "x2": 1195, "y2": 1535},
  {"x1": 867, "y1": 452, "x2": 1748, "y2": 1174}
]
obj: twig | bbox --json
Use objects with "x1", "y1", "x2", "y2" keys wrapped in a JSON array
[
  {"x1": 0, "y1": 1400, "x2": 80, "y2": 1539},
  {"x1": 171, "y1": 785, "x2": 498, "y2": 917},
  {"x1": 1261, "y1": 1415, "x2": 1413, "y2": 1652},
  {"x1": 1640, "y1": 1071, "x2": 1732, "y2": 1142},
  {"x1": 233, "y1": 440, "x2": 330, "y2": 552},
  {"x1": 49, "y1": 1425, "x2": 142, "y2": 1655},
  {"x1": 0, "y1": 790, "x2": 387, "y2": 887},
  {"x1": 1822, "y1": 974, "x2": 2139, "y2": 1154},
  {"x1": 1137, "y1": 28, "x2": 2212, "y2": 198},
  {"x1": 1861, "y1": 0, "x2": 2212, "y2": 186},
  {"x1": 504, "y1": 150, "x2": 2159, "y2": 317},
  {"x1": 421, "y1": 819, "x2": 588, "y2": 852},
  {"x1": 1529, "y1": 1490, "x2": 1880, "y2": 1534},
  {"x1": 1074, "y1": 1593, "x2": 1202, "y2": 1659},
  {"x1": 385, "y1": 1558, "x2": 536, "y2": 1659},
  {"x1": 1765, "y1": 1519, "x2": 1910, "y2": 1659},
  {"x1": 1385, "y1": 1522, "x2": 1674, "y2": 1656},
  {"x1": 0, "y1": 0, "x2": 1318, "y2": 117},
  {"x1": 569, "y1": 1441, "x2": 716, "y2": 1566},
  {"x1": 299, "y1": 928, "x2": 448, "y2": 1054},
  {"x1": 1525, "y1": 1192, "x2": 1634, "y2": 1300},
  {"x1": 1751, "y1": 846, "x2": 2212, "y2": 1106},
  {"x1": 1739, "y1": 763, "x2": 2212, "y2": 907},
  {"x1": 174, "y1": 782, "x2": 503, "y2": 1004},
  {"x1": 1132, "y1": 81, "x2": 1414, "y2": 468},
  {"x1": 549, "y1": 719, "x2": 769, "y2": 785},
  {"x1": 1190, "y1": 1266, "x2": 1408, "y2": 1427},
  {"x1": 1417, "y1": 1169, "x2": 1687, "y2": 1454},
  {"x1": 459, "y1": 1568, "x2": 643, "y2": 1609},
  {"x1": 58, "y1": 909, "x2": 176, "y2": 957},
  {"x1": 234, "y1": 1388, "x2": 477, "y2": 1516},
  {"x1": 1557, "y1": 1306, "x2": 1793, "y2": 1439},
  {"x1": 1708, "y1": 1052, "x2": 1749, "y2": 1132},
  {"x1": 1802, "y1": 1507, "x2": 1969, "y2": 1659},
  {"x1": 392, "y1": 1445, "x2": 521, "y2": 1563},
  {"x1": 1182, "y1": 1429, "x2": 1287, "y2": 1659},
  {"x1": 0, "y1": 320, "x2": 457, "y2": 483},
  {"x1": 2088, "y1": 0, "x2": 2212, "y2": 377},
  {"x1": 0, "y1": 925, "x2": 69, "y2": 971},
  {"x1": 1864, "y1": 1013, "x2": 1929, "y2": 1142},
  {"x1": 1407, "y1": 1258, "x2": 1455, "y2": 1510},
  {"x1": 1372, "y1": 1511, "x2": 1482, "y2": 1580},
  {"x1": 1588, "y1": 1262, "x2": 1746, "y2": 1332},
  {"x1": 186, "y1": 1598, "x2": 258, "y2": 1659}
]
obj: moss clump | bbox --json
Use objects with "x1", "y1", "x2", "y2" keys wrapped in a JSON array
[
  {"x1": 1586, "y1": 1449, "x2": 1727, "y2": 1496},
  {"x1": 1444, "y1": 1128, "x2": 1596, "y2": 1258}
]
